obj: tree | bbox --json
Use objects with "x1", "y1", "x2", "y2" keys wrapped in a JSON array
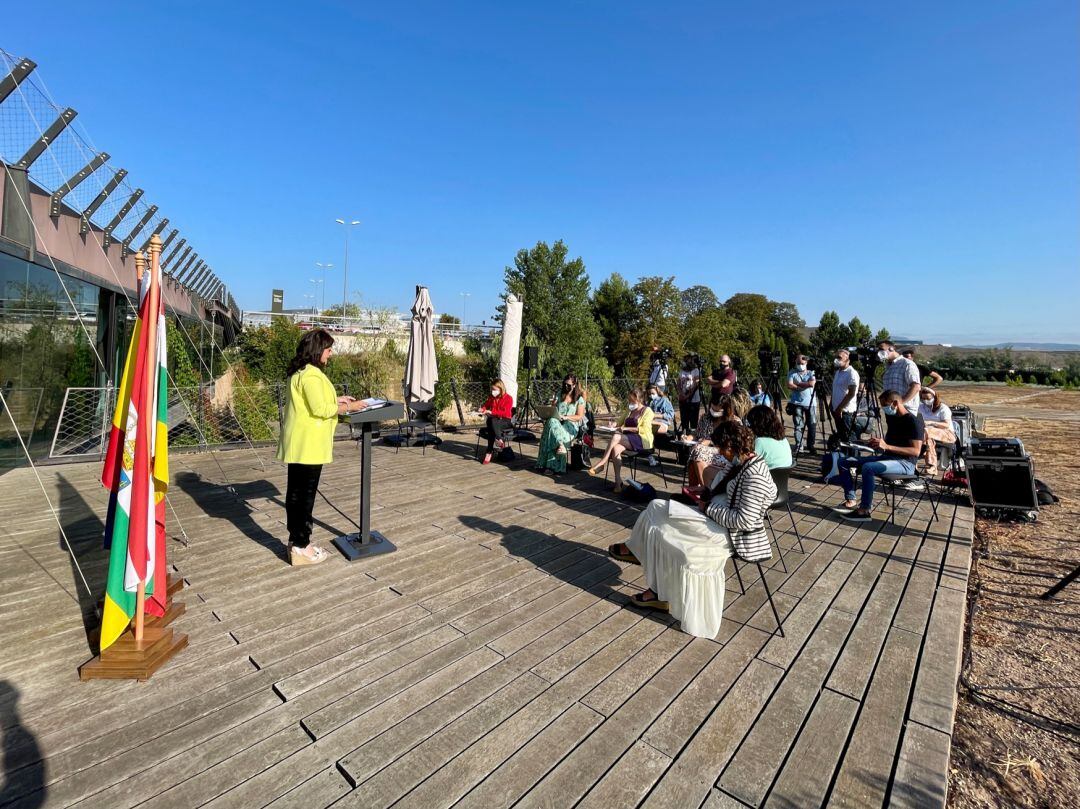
[
  {"x1": 846, "y1": 316, "x2": 872, "y2": 347},
  {"x1": 437, "y1": 313, "x2": 461, "y2": 328},
  {"x1": 322, "y1": 302, "x2": 362, "y2": 319},
  {"x1": 873, "y1": 327, "x2": 891, "y2": 344},
  {"x1": 810, "y1": 311, "x2": 847, "y2": 358},
  {"x1": 592, "y1": 273, "x2": 636, "y2": 373},
  {"x1": 768, "y1": 301, "x2": 805, "y2": 349},
  {"x1": 723, "y1": 293, "x2": 773, "y2": 356},
  {"x1": 684, "y1": 307, "x2": 738, "y2": 369},
  {"x1": 680, "y1": 285, "x2": 720, "y2": 319},
  {"x1": 502, "y1": 240, "x2": 604, "y2": 378},
  {"x1": 620, "y1": 276, "x2": 686, "y2": 376}
]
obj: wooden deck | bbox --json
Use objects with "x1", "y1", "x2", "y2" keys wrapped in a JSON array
[{"x1": 0, "y1": 432, "x2": 972, "y2": 808}]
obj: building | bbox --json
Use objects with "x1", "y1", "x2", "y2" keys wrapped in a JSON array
[{"x1": 0, "y1": 52, "x2": 241, "y2": 463}]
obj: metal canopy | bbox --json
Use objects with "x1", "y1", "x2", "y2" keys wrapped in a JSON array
[
  {"x1": 121, "y1": 205, "x2": 158, "y2": 257},
  {"x1": 50, "y1": 151, "x2": 109, "y2": 217},
  {"x1": 162, "y1": 236, "x2": 186, "y2": 269},
  {"x1": 102, "y1": 188, "x2": 143, "y2": 248},
  {"x1": 80, "y1": 168, "x2": 127, "y2": 234},
  {"x1": 138, "y1": 220, "x2": 170, "y2": 255},
  {"x1": 0, "y1": 58, "x2": 36, "y2": 105},
  {"x1": 15, "y1": 108, "x2": 77, "y2": 169}
]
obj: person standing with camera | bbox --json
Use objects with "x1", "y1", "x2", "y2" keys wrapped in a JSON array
[
  {"x1": 879, "y1": 339, "x2": 921, "y2": 414},
  {"x1": 649, "y1": 345, "x2": 670, "y2": 394},
  {"x1": 831, "y1": 349, "x2": 860, "y2": 444},
  {"x1": 787, "y1": 354, "x2": 817, "y2": 454},
  {"x1": 676, "y1": 355, "x2": 701, "y2": 432}
]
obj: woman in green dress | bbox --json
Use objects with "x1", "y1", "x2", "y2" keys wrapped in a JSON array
[{"x1": 535, "y1": 374, "x2": 586, "y2": 474}]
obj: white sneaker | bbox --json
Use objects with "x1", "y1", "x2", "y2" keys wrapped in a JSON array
[
  {"x1": 903, "y1": 480, "x2": 925, "y2": 491},
  {"x1": 648, "y1": 456, "x2": 659, "y2": 467}
]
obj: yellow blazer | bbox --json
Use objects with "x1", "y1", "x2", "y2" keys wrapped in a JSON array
[
  {"x1": 276, "y1": 365, "x2": 339, "y2": 465},
  {"x1": 618, "y1": 406, "x2": 655, "y2": 450}
]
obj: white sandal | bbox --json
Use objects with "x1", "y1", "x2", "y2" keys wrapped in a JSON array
[{"x1": 290, "y1": 545, "x2": 327, "y2": 566}]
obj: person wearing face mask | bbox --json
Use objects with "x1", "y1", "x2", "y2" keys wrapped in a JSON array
[
  {"x1": 588, "y1": 388, "x2": 654, "y2": 493},
  {"x1": 786, "y1": 354, "x2": 817, "y2": 454},
  {"x1": 676, "y1": 355, "x2": 701, "y2": 432},
  {"x1": 606, "y1": 420, "x2": 777, "y2": 639},
  {"x1": 647, "y1": 385, "x2": 675, "y2": 435},
  {"x1": 824, "y1": 389, "x2": 925, "y2": 521},
  {"x1": 830, "y1": 349, "x2": 861, "y2": 444},
  {"x1": 535, "y1": 374, "x2": 587, "y2": 475},
  {"x1": 478, "y1": 379, "x2": 514, "y2": 465},
  {"x1": 748, "y1": 380, "x2": 772, "y2": 408},
  {"x1": 878, "y1": 339, "x2": 921, "y2": 414},
  {"x1": 706, "y1": 355, "x2": 737, "y2": 406},
  {"x1": 918, "y1": 388, "x2": 955, "y2": 477}
]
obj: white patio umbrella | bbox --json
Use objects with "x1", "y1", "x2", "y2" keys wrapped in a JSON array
[
  {"x1": 404, "y1": 285, "x2": 438, "y2": 405},
  {"x1": 498, "y1": 293, "x2": 523, "y2": 404}
]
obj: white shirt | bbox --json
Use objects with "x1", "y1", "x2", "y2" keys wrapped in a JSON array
[
  {"x1": 919, "y1": 401, "x2": 952, "y2": 424},
  {"x1": 649, "y1": 362, "x2": 668, "y2": 389},
  {"x1": 831, "y1": 366, "x2": 860, "y2": 414},
  {"x1": 677, "y1": 368, "x2": 701, "y2": 403}
]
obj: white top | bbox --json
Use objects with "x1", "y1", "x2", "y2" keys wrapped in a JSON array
[
  {"x1": 649, "y1": 362, "x2": 668, "y2": 388},
  {"x1": 919, "y1": 401, "x2": 952, "y2": 424},
  {"x1": 677, "y1": 368, "x2": 701, "y2": 403},
  {"x1": 831, "y1": 366, "x2": 860, "y2": 414}
]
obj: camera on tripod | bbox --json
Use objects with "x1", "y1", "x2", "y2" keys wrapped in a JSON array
[
  {"x1": 650, "y1": 347, "x2": 674, "y2": 364},
  {"x1": 757, "y1": 348, "x2": 782, "y2": 376},
  {"x1": 853, "y1": 340, "x2": 880, "y2": 370}
]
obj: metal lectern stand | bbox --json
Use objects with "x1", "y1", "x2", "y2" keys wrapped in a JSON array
[{"x1": 333, "y1": 401, "x2": 404, "y2": 562}]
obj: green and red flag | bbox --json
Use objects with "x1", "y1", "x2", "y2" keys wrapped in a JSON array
[{"x1": 100, "y1": 258, "x2": 169, "y2": 652}]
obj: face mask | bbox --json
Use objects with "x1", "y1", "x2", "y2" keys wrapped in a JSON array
[
  {"x1": 882, "y1": 405, "x2": 897, "y2": 416},
  {"x1": 921, "y1": 398, "x2": 933, "y2": 406},
  {"x1": 709, "y1": 409, "x2": 723, "y2": 418},
  {"x1": 797, "y1": 363, "x2": 807, "y2": 372},
  {"x1": 834, "y1": 358, "x2": 843, "y2": 368},
  {"x1": 563, "y1": 382, "x2": 573, "y2": 391},
  {"x1": 491, "y1": 389, "x2": 500, "y2": 397},
  {"x1": 877, "y1": 350, "x2": 890, "y2": 362}
]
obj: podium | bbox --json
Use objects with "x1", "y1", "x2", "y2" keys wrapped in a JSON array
[{"x1": 332, "y1": 401, "x2": 405, "y2": 562}]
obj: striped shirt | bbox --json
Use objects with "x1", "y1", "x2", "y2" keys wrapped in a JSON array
[
  {"x1": 883, "y1": 357, "x2": 921, "y2": 412},
  {"x1": 706, "y1": 455, "x2": 778, "y2": 562}
]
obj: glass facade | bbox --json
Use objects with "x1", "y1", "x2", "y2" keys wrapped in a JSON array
[{"x1": 0, "y1": 251, "x2": 227, "y2": 468}]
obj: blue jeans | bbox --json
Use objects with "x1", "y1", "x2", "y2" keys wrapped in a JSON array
[
  {"x1": 791, "y1": 404, "x2": 816, "y2": 451},
  {"x1": 834, "y1": 455, "x2": 916, "y2": 510}
]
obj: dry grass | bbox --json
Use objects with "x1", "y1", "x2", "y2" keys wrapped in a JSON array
[{"x1": 947, "y1": 387, "x2": 1080, "y2": 809}]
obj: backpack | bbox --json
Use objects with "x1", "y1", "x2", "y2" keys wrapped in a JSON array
[{"x1": 1034, "y1": 479, "x2": 1059, "y2": 506}]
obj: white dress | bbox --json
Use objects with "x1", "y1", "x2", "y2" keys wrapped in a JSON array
[{"x1": 624, "y1": 496, "x2": 734, "y2": 639}]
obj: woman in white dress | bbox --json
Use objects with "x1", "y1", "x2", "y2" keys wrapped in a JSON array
[
  {"x1": 608, "y1": 421, "x2": 778, "y2": 639},
  {"x1": 918, "y1": 389, "x2": 956, "y2": 476}
]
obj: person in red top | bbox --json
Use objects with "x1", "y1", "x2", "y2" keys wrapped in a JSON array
[{"x1": 479, "y1": 379, "x2": 514, "y2": 464}]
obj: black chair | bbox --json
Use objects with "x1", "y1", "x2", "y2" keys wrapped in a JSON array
[
  {"x1": 764, "y1": 466, "x2": 806, "y2": 572},
  {"x1": 730, "y1": 557, "x2": 785, "y2": 638},
  {"x1": 392, "y1": 400, "x2": 440, "y2": 454},
  {"x1": 474, "y1": 410, "x2": 523, "y2": 462},
  {"x1": 606, "y1": 447, "x2": 669, "y2": 486},
  {"x1": 879, "y1": 466, "x2": 940, "y2": 524}
]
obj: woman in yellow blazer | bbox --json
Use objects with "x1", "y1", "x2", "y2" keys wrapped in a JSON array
[
  {"x1": 277, "y1": 329, "x2": 369, "y2": 565},
  {"x1": 587, "y1": 388, "x2": 654, "y2": 493}
]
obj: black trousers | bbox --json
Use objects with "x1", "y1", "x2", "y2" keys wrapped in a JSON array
[
  {"x1": 286, "y1": 463, "x2": 322, "y2": 548},
  {"x1": 486, "y1": 416, "x2": 513, "y2": 451},
  {"x1": 679, "y1": 400, "x2": 700, "y2": 432}
]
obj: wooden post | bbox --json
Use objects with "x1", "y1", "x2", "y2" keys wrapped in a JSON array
[{"x1": 134, "y1": 250, "x2": 147, "y2": 283}]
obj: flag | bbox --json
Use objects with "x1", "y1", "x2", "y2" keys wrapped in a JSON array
[{"x1": 100, "y1": 259, "x2": 169, "y2": 652}]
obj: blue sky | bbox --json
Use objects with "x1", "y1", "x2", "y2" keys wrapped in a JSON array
[{"x1": 8, "y1": 1, "x2": 1078, "y2": 344}]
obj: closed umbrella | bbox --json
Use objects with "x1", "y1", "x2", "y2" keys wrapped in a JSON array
[
  {"x1": 498, "y1": 293, "x2": 523, "y2": 404},
  {"x1": 404, "y1": 285, "x2": 438, "y2": 404}
]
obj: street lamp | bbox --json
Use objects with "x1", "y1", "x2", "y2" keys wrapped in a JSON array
[
  {"x1": 302, "y1": 293, "x2": 316, "y2": 315},
  {"x1": 460, "y1": 292, "x2": 471, "y2": 332},
  {"x1": 315, "y1": 262, "x2": 333, "y2": 311},
  {"x1": 309, "y1": 278, "x2": 322, "y2": 315},
  {"x1": 335, "y1": 219, "x2": 361, "y2": 328}
]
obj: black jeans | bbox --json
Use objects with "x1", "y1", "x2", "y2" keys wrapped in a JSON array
[
  {"x1": 286, "y1": 463, "x2": 322, "y2": 548},
  {"x1": 486, "y1": 416, "x2": 513, "y2": 451},
  {"x1": 679, "y1": 400, "x2": 700, "y2": 432}
]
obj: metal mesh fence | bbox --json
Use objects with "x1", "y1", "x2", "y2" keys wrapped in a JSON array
[
  {"x1": 1, "y1": 387, "x2": 45, "y2": 463},
  {"x1": 442, "y1": 378, "x2": 651, "y2": 427}
]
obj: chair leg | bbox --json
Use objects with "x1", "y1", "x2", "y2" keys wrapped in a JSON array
[
  {"x1": 658, "y1": 451, "x2": 668, "y2": 485},
  {"x1": 756, "y1": 562, "x2": 785, "y2": 638},
  {"x1": 786, "y1": 502, "x2": 805, "y2": 553},
  {"x1": 766, "y1": 512, "x2": 788, "y2": 573},
  {"x1": 732, "y1": 558, "x2": 745, "y2": 595}
]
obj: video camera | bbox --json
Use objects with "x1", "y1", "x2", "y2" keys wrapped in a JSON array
[
  {"x1": 757, "y1": 348, "x2": 781, "y2": 375},
  {"x1": 853, "y1": 340, "x2": 880, "y2": 370},
  {"x1": 650, "y1": 347, "x2": 674, "y2": 364}
]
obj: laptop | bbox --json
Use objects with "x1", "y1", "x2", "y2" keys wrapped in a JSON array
[{"x1": 535, "y1": 404, "x2": 559, "y2": 420}]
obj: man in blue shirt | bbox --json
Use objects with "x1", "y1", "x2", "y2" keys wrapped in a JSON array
[{"x1": 787, "y1": 354, "x2": 817, "y2": 454}]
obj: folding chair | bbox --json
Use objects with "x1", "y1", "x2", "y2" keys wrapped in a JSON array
[
  {"x1": 764, "y1": 466, "x2": 806, "y2": 572},
  {"x1": 730, "y1": 558, "x2": 784, "y2": 637},
  {"x1": 608, "y1": 447, "x2": 669, "y2": 486},
  {"x1": 392, "y1": 400, "x2": 440, "y2": 454}
]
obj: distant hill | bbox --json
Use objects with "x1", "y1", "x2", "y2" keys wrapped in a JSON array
[{"x1": 964, "y1": 342, "x2": 1080, "y2": 351}]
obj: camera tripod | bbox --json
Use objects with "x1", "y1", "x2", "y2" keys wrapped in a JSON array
[{"x1": 752, "y1": 371, "x2": 786, "y2": 416}]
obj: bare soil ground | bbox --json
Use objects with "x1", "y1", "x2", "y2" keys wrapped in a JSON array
[{"x1": 945, "y1": 386, "x2": 1080, "y2": 808}]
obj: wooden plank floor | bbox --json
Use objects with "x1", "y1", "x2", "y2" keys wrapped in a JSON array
[{"x1": 0, "y1": 432, "x2": 972, "y2": 808}]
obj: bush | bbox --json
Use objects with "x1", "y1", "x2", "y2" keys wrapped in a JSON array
[
  {"x1": 231, "y1": 319, "x2": 302, "y2": 385},
  {"x1": 433, "y1": 339, "x2": 461, "y2": 420},
  {"x1": 230, "y1": 367, "x2": 278, "y2": 441},
  {"x1": 325, "y1": 340, "x2": 405, "y2": 399}
]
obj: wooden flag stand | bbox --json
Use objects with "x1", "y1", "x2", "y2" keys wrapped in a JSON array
[{"x1": 79, "y1": 238, "x2": 188, "y2": 682}]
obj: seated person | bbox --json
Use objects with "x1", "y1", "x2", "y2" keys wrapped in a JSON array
[
  {"x1": 699, "y1": 390, "x2": 754, "y2": 487},
  {"x1": 606, "y1": 421, "x2": 777, "y2": 639},
  {"x1": 535, "y1": 374, "x2": 586, "y2": 475},
  {"x1": 686, "y1": 395, "x2": 731, "y2": 486},
  {"x1": 588, "y1": 388, "x2": 654, "y2": 493},
  {"x1": 746, "y1": 404, "x2": 792, "y2": 469},
  {"x1": 918, "y1": 388, "x2": 956, "y2": 476},
  {"x1": 478, "y1": 379, "x2": 514, "y2": 465},
  {"x1": 748, "y1": 380, "x2": 772, "y2": 408},
  {"x1": 824, "y1": 389, "x2": 924, "y2": 522},
  {"x1": 647, "y1": 384, "x2": 675, "y2": 435}
]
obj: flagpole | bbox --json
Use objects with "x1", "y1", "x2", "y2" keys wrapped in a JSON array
[
  {"x1": 135, "y1": 239, "x2": 162, "y2": 643},
  {"x1": 133, "y1": 251, "x2": 149, "y2": 642}
]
